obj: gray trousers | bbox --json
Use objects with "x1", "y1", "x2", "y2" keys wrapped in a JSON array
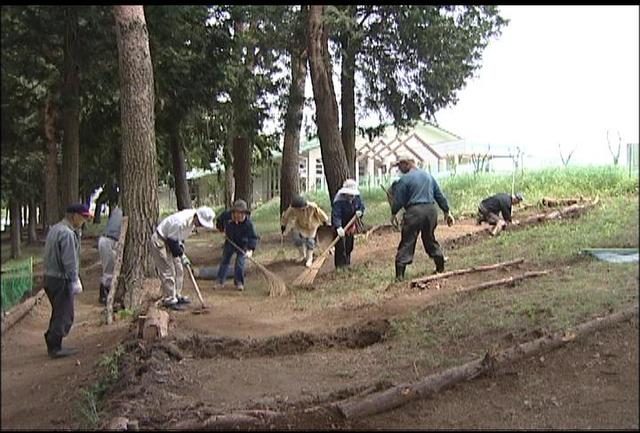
[
  {"x1": 98, "y1": 236, "x2": 117, "y2": 287},
  {"x1": 44, "y1": 276, "x2": 74, "y2": 350},
  {"x1": 149, "y1": 232, "x2": 184, "y2": 301},
  {"x1": 395, "y1": 203, "x2": 444, "y2": 267}
]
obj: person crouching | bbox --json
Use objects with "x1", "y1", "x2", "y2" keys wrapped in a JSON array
[
  {"x1": 215, "y1": 200, "x2": 259, "y2": 291},
  {"x1": 280, "y1": 194, "x2": 329, "y2": 267}
]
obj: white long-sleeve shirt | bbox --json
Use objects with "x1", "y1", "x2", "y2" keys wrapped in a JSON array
[{"x1": 156, "y1": 209, "x2": 198, "y2": 242}]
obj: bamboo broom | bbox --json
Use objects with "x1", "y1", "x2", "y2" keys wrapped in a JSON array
[
  {"x1": 293, "y1": 214, "x2": 359, "y2": 287},
  {"x1": 224, "y1": 237, "x2": 288, "y2": 297}
]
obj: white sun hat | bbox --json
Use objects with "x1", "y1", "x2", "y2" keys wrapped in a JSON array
[
  {"x1": 392, "y1": 152, "x2": 415, "y2": 166},
  {"x1": 336, "y1": 178, "x2": 360, "y2": 196},
  {"x1": 195, "y1": 206, "x2": 215, "y2": 229}
]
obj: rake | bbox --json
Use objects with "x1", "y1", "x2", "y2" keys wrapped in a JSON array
[
  {"x1": 293, "y1": 213, "x2": 359, "y2": 287},
  {"x1": 185, "y1": 263, "x2": 210, "y2": 314},
  {"x1": 224, "y1": 236, "x2": 288, "y2": 297}
]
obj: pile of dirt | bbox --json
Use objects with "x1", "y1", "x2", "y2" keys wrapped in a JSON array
[{"x1": 176, "y1": 319, "x2": 391, "y2": 359}]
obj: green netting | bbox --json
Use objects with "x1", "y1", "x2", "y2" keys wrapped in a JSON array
[{"x1": 1, "y1": 257, "x2": 33, "y2": 312}]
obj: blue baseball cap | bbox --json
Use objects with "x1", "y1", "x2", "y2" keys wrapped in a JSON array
[{"x1": 66, "y1": 203, "x2": 92, "y2": 217}]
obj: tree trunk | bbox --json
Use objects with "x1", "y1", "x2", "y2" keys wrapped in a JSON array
[
  {"x1": 223, "y1": 144, "x2": 234, "y2": 209},
  {"x1": 279, "y1": 47, "x2": 308, "y2": 216},
  {"x1": 170, "y1": 124, "x2": 191, "y2": 210},
  {"x1": 60, "y1": 7, "x2": 80, "y2": 209},
  {"x1": 307, "y1": 5, "x2": 350, "y2": 201},
  {"x1": 10, "y1": 199, "x2": 21, "y2": 259},
  {"x1": 340, "y1": 28, "x2": 357, "y2": 178},
  {"x1": 232, "y1": 135, "x2": 253, "y2": 209},
  {"x1": 113, "y1": 5, "x2": 160, "y2": 309},
  {"x1": 28, "y1": 199, "x2": 38, "y2": 244},
  {"x1": 44, "y1": 94, "x2": 61, "y2": 228}
]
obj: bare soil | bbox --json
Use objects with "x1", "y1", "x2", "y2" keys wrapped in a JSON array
[{"x1": 1, "y1": 205, "x2": 638, "y2": 430}]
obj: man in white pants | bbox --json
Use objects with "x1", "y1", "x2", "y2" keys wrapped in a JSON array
[
  {"x1": 150, "y1": 207, "x2": 215, "y2": 310},
  {"x1": 98, "y1": 206, "x2": 123, "y2": 305}
]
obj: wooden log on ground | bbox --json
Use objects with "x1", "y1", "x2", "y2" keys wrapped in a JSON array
[
  {"x1": 541, "y1": 196, "x2": 585, "y2": 207},
  {"x1": 335, "y1": 304, "x2": 638, "y2": 420},
  {"x1": 142, "y1": 306, "x2": 169, "y2": 342},
  {"x1": 520, "y1": 199, "x2": 598, "y2": 226},
  {"x1": 106, "y1": 216, "x2": 129, "y2": 325},
  {"x1": 411, "y1": 258, "x2": 525, "y2": 287},
  {"x1": 455, "y1": 270, "x2": 550, "y2": 294},
  {"x1": 1, "y1": 290, "x2": 46, "y2": 334},
  {"x1": 173, "y1": 411, "x2": 284, "y2": 430}
]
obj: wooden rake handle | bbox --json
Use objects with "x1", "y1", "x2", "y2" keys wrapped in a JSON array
[
  {"x1": 185, "y1": 264, "x2": 206, "y2": 309},
  {"x1": 224, "y1": 236, "x2": 262, "y2": 267},
  {"x1": 312, "y1": 213, "x2": 359, "y2": 266}
]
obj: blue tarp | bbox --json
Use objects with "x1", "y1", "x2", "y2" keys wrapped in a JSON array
[{"x1": 581, "y1": 248, "x2": 639, "y2": 263}]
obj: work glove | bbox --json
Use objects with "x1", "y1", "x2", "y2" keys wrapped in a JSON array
[
  {"x1": 181, "y1": 255, "x2": 191, "y2": 267},
  {"x1": 245, "y1": 250, "x2": 253, "y2": 258},
  {"x1": 280, "y1": 225, "x2": 286, "y2": 234},
  {"x1": 445, "y1": 212, "x2": 455, "y2": 227},
  {"x1": 355, "y1": 210, "x2": 363, "y2": 218},
  {"x1": 71, "y1": 279, "x2": 83, "y2": 295},
  {"x1": 336, "y1": 227, "x2": 346, "y2": 238}
]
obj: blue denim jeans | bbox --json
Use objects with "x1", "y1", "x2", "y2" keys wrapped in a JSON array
[
  {"x1": 292, "y1": 230, "x2": 316, "y2": 250},
  {"x1": 216, "y1": 243, "x2": 246, "y2": 286}
]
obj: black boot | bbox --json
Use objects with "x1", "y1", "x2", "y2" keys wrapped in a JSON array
[
  {"x1": 395, "y1": 264, "x2": 406, "y2": 282},
  {"x1": 99, "y1": 284, "x2": 108, "y2": 305},
  {"x1": 434, "y1": 256, "x2": 445, "y2": 273}
]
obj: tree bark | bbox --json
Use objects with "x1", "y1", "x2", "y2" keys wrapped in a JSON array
[
  {"x1": 307, "y1": 5, "x2": 350, "y2": 201},
  {"x1": 60, "y1": 7, "x2": 80, "y2": 208},
  {"x1": 223, "y1": 144, "x2": 235, "y2": 208},
  {"x1": 170, "y1": 124, "x2": 191, "y2": 210},
  {"x1": 10, "y1": 199, "x2": 21, "y2": 259},
  {"x1": 142, "y1": 305, "x2": 170, "y2": 342},
  {"x1": 44, "y1": 94, "x2": 61, "y2": 228},
  {"x1": 28, "y1": 199, "x2": 38, "y2": 244},
  {"x1": 340, "y1": 26, "x2": 357, "y2": 178},
  {"x1": 113, "y1": 5, "x2": 160, "y2": 309},
  {"x1": 280, "y1": 46, "x2": 308, "y2": 215},
  {"x1": 232, "y1": 135, "x2": 252, "y2": 209}
]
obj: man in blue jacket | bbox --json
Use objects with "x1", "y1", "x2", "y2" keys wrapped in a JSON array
[
  {"x1": 331, "y1": 179, "x2": 365, "y2": 269},
  {"x1": 391, "y1": 154, "x2": 454, "y2": 281},
  {"x1": 215, "y1": 199, "x2": 259, "y2": 291}
]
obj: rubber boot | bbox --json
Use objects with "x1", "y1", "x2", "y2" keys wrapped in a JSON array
[
  {"x1": 434, "y1": 256, "x2": 445, "y2": 273},
  {"x1": 395, "y1": 264, "x2": 406, "y2": 282}
]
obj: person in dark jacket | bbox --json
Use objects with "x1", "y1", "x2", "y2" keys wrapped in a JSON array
[
  {"x1": 477, "y1": 192, "x2": 524, "y2": 236},
  {"x1": 331, "y1": 179, "x2": 365, "y2": 269},
  {"x1": 391, "y1": 154, "x2": 454, "y2": 281},
  {"x1": 42, "y1": 203, "x2": 92, "y2": 358},
  {"x1": 216, "y1": 199, "x2": 259, "y2": 290}
]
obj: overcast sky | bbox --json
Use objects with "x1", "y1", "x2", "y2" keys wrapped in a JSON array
[{"x1": 433, "y1": 5, "x2": 639, "y2": 166}]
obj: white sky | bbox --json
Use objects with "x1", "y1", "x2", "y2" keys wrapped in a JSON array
[{"x1": 434, "y1": 5, "x2": 640, "y2": 166}]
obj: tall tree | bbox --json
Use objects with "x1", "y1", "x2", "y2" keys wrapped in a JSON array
[
  {"x1": 307, "y1": 5, "x2": 350, "y2": 201},
  {"x1": 113, "y1": 5, "x2": 159, "y2": 308}
]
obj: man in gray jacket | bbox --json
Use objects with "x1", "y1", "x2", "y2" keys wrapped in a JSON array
[
  {"x1": 43, "y1": 203, "x2": 92, "y2": 358},
  {"x1": 98, "y1": 206, "x2": 123, "y2": 305}
]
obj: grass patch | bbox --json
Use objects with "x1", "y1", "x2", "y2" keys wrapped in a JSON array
[{"x1": 75, "y1": 345, "x2": 125, "y2": 428}]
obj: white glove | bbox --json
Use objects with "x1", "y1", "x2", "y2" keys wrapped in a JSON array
[
  {"x1": 71, "y1": 279, "x2": 83, "y2": 295},
  {"x1": 445, "y1": 212, "x2": 455, "y2": 227},
  {"x1": 181, "y1": 255, "x2": 191, "y2": 267},
  {"x1": 355, "y1": 210, "x2": 363, "y2": 218},
  {"x1": 337, "y1": 227, "x2": 346, "y2": 238},
  {"x1": 245, "y1": 250, "x2": 253, "y2": 258}
]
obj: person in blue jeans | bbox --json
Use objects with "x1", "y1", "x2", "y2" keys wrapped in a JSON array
[{"x1": 215, "y1": 199, "x2": 259, "y2": 291}]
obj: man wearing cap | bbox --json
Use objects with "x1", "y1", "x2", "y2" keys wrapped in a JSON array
[
  {"x1": 97, "y1": 205, "x2": 123, "y2": 305},
  {"x1": 215, "y1": 199, "x2": 259, "y2": 290},
  {"x1": 42, "y1": 203, "x2": 92, "y2": 358},
  {"x1": 280, "y1": 195, "x2": 329, "y2": 267},
  {"x1": 391, "y1": 154, "x2": 454, "y2": 281},
  {"x1": 150, "y1": 206, "x2": 216, "y2": 310},
  {"x1": 331, "y1": 179, "x2": 365, "y2": 269},
  {"x1": 477, "y1": 192, "x2": 524, "y2": 236}
]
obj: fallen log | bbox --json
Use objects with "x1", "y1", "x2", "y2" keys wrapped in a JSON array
[
  {"x1": 541, "y1": 197, "x2": 585, "y2": 207},
  {"x1": 335, "y1": 304, "x2": 638, "y2": 420},
  {"x1": 142, "y1": 306, "x2": 169, "y2": 342},
  {"x1": 411, "y1": 258, "x2": 525, "y2": 287},
  {"x1": 455, "y1": 270, "x2": 550, "y2": 294},
  {"x1": 173, "y1": 410, "x2": 284, "y2": 430},
  {"x1": 519, "y1": 199, "x2": 598, "y2": 226},
  {"x1": 106, "y1": 216, "x2": 129, "y2": 325},
  {"x1": 1, "y1": 289, "x2": 46, "y2": 334}
]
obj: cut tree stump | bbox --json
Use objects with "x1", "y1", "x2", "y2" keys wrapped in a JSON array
[
  {"x1": 1, "y1": 289, "x2": 46, "y2": 335},
  {"x1": 141, "y1": 306, "x2": 169, "y2": 342},
  {"x1": 411, "y1": 258, "x2": 525, "y2": 288},
  {"x1": 106, "y1": 216, "x2": 129, "y2": 325},
  {"x1": 335, "y1": 304, "x2": 638, "y2": 420},
  {"x1": 455, "y1": 270, "x2": 550, "y2": 294}
]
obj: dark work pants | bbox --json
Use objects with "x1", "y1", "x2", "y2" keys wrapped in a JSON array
[
  {"x1": 335, "y1": 234, "x2": 354, "y2": 268},
  {"x1": 43, "y1": 276, "x2": 74, "y2": 351},
  {"x1": 395, "y1": 203, "x2": 444, "y2": 269}
]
